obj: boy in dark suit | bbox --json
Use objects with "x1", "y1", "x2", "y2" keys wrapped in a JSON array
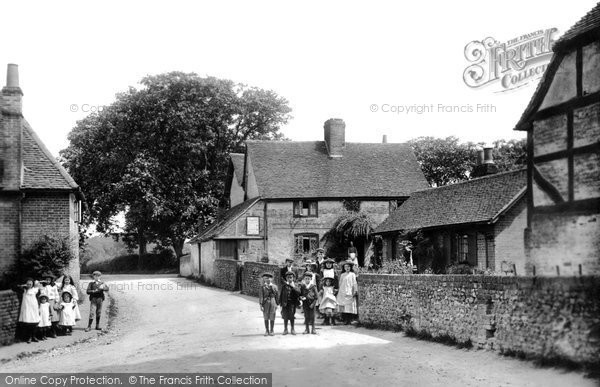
[
  {"x1": 300, "y1": 272, "x2": 319, "y2": 334},
  {"x1": 279, "y1": 271, "x2": 300, "y2": 335},
  {"x1": 280, "y1": 257, "x2": 295, "y2": 285}
]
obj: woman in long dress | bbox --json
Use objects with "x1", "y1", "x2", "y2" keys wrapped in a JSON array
[{"x1": 336, "y1": 260, "x2": 358, "y2": 325}]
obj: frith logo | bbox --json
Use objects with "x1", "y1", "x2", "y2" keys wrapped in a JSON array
[{"x1": 463, "y1": 28, "x2": 558, "y2": 92}]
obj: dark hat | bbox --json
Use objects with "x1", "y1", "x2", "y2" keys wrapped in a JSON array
[
  {"x1": 61, "y1": 290, "x2": 73, "y2": 298},
  {"x1": 284, "y1": 271, "x2": 296, "y2": 279},
  {"x1": 323, "y1": 276, "x2": 334, "y2": 284},
  {"x1": 341, "y1": 260, "x2": 355, "y2": 268},
  {"x1": 92, "y1": 271, "x2": 102, "y2": 276},
  {"x1": 39, "y1": 294, "x2": 49, "y2": 301},
  {"x1": 323, "y1": 258, "x2": 335, "y2": 264},
  {"x1": 302, "y1": 271, "x2": 313, "y2": 279},
  {"x1": 285, "y1": 257, "x2": 294, "y2": 263},
  {"x1": 260, "y1": 272, "x2": 274, "y2": 278}
]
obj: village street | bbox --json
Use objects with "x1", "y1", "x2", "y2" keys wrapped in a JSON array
[{"x1": 1, "y1": 275, "x2": 594, "y2": 387}]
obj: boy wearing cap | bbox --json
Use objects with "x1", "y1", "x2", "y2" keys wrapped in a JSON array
[
  {"x1": 258, "y1": 272, "x2": 279, "y2": 336},
  {"x1": 300, "y1": 272, "x2": 319, "y2": 334},
  {"x1": 279, "y1": 271, "x2": 300, "y2": 335},
  {"x1": 85, "y1": 271, "x2": 109, "y2": 332},
  {"x1": 280, "y1": 257, "x2": 295, "y2": 285}
]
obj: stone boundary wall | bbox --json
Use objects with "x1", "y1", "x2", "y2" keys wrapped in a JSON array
[
  {"x1": 213, "y1": 259, "x2": 242, "y2": 291},
  {"x1": 0, "y1": 290, "x2": 20, "y2": 346},
  {"x1": 358, "y1": 274, "x2": 600, "y2": 364}
]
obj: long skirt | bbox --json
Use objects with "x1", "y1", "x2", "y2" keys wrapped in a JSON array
[
  {"x1": 262, "y1": 298, "x2": 277, "y2": 320},
  {"x1": 337, "y1": 294, "x2": 358, "y2": 314}
]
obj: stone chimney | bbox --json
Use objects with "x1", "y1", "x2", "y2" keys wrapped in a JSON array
[
  {"x1": 324, "y1": 118, "x2": 345, "y2": 158},
  {"x1": 472, "y1": 146, "x2": 498, "y2": 178},
  {"x1": 0, "y1": 63, "x2": 23, "y2": 190}
]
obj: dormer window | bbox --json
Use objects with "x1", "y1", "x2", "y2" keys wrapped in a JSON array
[{"x1": 293, "y1": 200, "x2": 318, "y2": 218}]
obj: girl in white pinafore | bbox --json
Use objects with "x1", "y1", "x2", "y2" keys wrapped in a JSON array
[
  {"x1": 56, "y1": 291, "x2": 77, "y2": 335},
  {"x1": 38, "y1": 294, "x2": 53, "y2": 340},
  {"x1": 336, "y1": 260, "x2": 358, "y2": 325},
  {"x1": 60, "y1": 275, "x2": 81, "y2": 321},
  {"x1": 17, "y1": 278, "x2": 41, "y2": 343}
]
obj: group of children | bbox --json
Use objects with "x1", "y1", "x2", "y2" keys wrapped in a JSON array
[
  {"x1": 259, "y1": 248, "x2": 359, "y2": 336},
  {"x1": 15, "y1": 270, "x2": 109, "y2": 343}
]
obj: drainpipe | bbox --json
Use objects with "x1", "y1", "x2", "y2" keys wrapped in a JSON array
[
  {"x1": 263, "y1": 200, "x2": 268, "y2": 261},
  {"x1": 18, "y1": 192, "x2": 26, "y2": 256}
]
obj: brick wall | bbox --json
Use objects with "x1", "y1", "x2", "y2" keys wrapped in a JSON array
[
  {"x1": 0, "y1": 196, "x2": 20, "y2": 287},
  {"x1": 359, "y1": 274, "x2": 600, "y2": 364},
  {"x1": 529, "y1": 212, "x2": 600, "y2": 275},
  {"x1": 213, "y1": 259, "x2": 241, "y2": 291},
  {"x1": 0, "y1": 290, "x2": 20, "y2": 346}
]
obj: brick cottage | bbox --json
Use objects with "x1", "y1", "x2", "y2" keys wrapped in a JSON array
[
  {"x1": 0, "y1": 64, "x2": 82, "y2": 287},
  {"x1": 514, "y1": 3, "x2": 600, "y2": 275},
  {"x1": 185, "y1": 119, "x2": 429, "y2": 283},
  {"x1": 374, "y1": 161, "x2": 527, "y2": 274}
]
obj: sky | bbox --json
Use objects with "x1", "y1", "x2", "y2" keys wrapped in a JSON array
[{"x1": 1, "y1": 0, "x2": 598, "y2": 157}]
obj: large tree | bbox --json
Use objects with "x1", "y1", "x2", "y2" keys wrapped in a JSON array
[
  {"x1": 408, "y1": 136, "x2": 526, "y2": 187},
  {"x1": 61, "y1": 72, "x2": 291, "y2": 261}
]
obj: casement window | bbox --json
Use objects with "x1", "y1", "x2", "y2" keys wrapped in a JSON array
[
  {"x1": 72, "y1": 198, "x2": 82, "y2": 223},
  {"x1": 293, "y1": 200, "x2": 318, "y2": 217},
  {"x1": 294, "y1": 233, "x2": 319, "y2": 254}
]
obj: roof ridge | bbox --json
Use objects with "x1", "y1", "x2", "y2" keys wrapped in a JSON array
[
  {"x1": 245, "y1": 140, "x2": 412, "y2": 146},
  {"x1": 22, "y1": 119, "x2": 79, "y2": 190},
  {"x1": 411, "y1": 168, "x2": 526, "y2": 194}
]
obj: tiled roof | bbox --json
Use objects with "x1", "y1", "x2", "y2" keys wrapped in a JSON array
[
  {"x1": 515, "y1": 3, "x2": 600, "y2": 131},
  {"x1": 190, "y1": 197, "x2": 261, "y2": 243},
  {"x1": 230, "y1": 153, "x2": 245, "y2": 185},
  {"x1": 21, "y1": 120, "x2": 78, "y2": 190},
  {"x1": 245, "y1": 141, "x2": 429, "y2": 199},
  {"x1": 374, "y1": 169, "x2": 527, "y2": 233},
  {"x1": 554, "y1": 2, "x2": 600, "y2": 51}
]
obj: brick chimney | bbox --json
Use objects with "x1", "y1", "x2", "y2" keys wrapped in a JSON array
[
  {"x1": 382, "y1": 134, "x2": 388, "y2": 143},
  {"x1": 0, "y1": 64, "x2": 23, "y2": 190},
  {"x1": 472, "y1": 146, "x2": 498, "y2": 178},
  {"x1": 324, "y1": 118, "x2": 345, "y2": 158}
]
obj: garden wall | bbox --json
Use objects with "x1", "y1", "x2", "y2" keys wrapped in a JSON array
[
  {"x1": 213, "y1": 259, "x2": 241, "y2": 291},
  {"x1": 0, "y1": 290, "x2": 20, "y2": 346},
  {"x1": 241, "y1": 262, "x2": 281, "y2": 297},
  {"x1": 358, "y1": 274, "x2": 600, "y2": 364}
]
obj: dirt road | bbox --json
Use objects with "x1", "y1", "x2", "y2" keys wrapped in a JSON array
[{"x1": 2, "y1": 276, "x2": 594, "y2": 386}]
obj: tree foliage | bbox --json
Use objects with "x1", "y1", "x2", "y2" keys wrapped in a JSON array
[
  {"x1": 408, "y1": 136, "x2": 526, "y2": 187},
  {"x1": 61, "y1": 72, "x2": 292, "y2": 260}
]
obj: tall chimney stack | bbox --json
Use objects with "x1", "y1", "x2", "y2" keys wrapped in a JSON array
[
  {"x1": 471, "y1": 145, "x2": 498, "y2": 178},
  {"x1": 2, "y1": 63, "x2": 23, "y2": 116},
  {"x1": 0, "y1": 63, "x2": 23, "y2": 190},
  {"x1": 382, "y1": 134, "x2": 388, "y2": 143},
  {"x1": 324, "y1": 118, "x2": 345, "y2": 158}
]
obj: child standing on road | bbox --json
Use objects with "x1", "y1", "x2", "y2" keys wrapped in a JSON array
[
  {"x1": 258, "y1": 272, "x2": 278, "y2": 336},
  {"x1": 300, "y1": 272, "x2": 318, "y2": 334},
  {"x1": 38, "y1": 294, "x2": 53, "y2": 340},
  {"x1": 279, "y1": 271, "x2": 300, "y2": 335},
  {"x1": 41, "y1": 274, "x2": 60, "y2": 338},
  {"x1": 16, "y1": 278, "x2": 41, "y2": 343},
  {"x1": 319, "y1": 277, "x2": 338, "y2": 326},
  {"x1": 60, "y1": 275, "x2": 81, "y2": 322},
  {"x1": 56, "y1": 291, "x2": 77, "y2": 335},
  {"x1": 85, "y1": 271, "x2": 109, "y2": 332}
]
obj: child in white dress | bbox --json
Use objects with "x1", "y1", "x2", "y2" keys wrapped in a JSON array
[
  {"x1": 38, "y1": 294, "x2": 53, "y2": 340},
  {"x1": 319, "y1": 277, "x2": 338, "y2": 325},
  {"x1": 60, "y1": 275, "x2": 81, "y2": 321},
  {"x1": 56, "y1": 291, "x2": 77, "y2": 335},
  {"x1": 17, "y1": 278, "x2": 41, "y2": 343}
]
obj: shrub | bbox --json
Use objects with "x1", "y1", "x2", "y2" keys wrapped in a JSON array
[
  {"x1": 447, "y1": 262, "x2": 474, "y2": 274},
  {"x1": 81, "y1": 249, "x2": 177, "y2": 274},
  {"x1": 19, "y1": 235, "x2": 76, "y2": 281}
]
